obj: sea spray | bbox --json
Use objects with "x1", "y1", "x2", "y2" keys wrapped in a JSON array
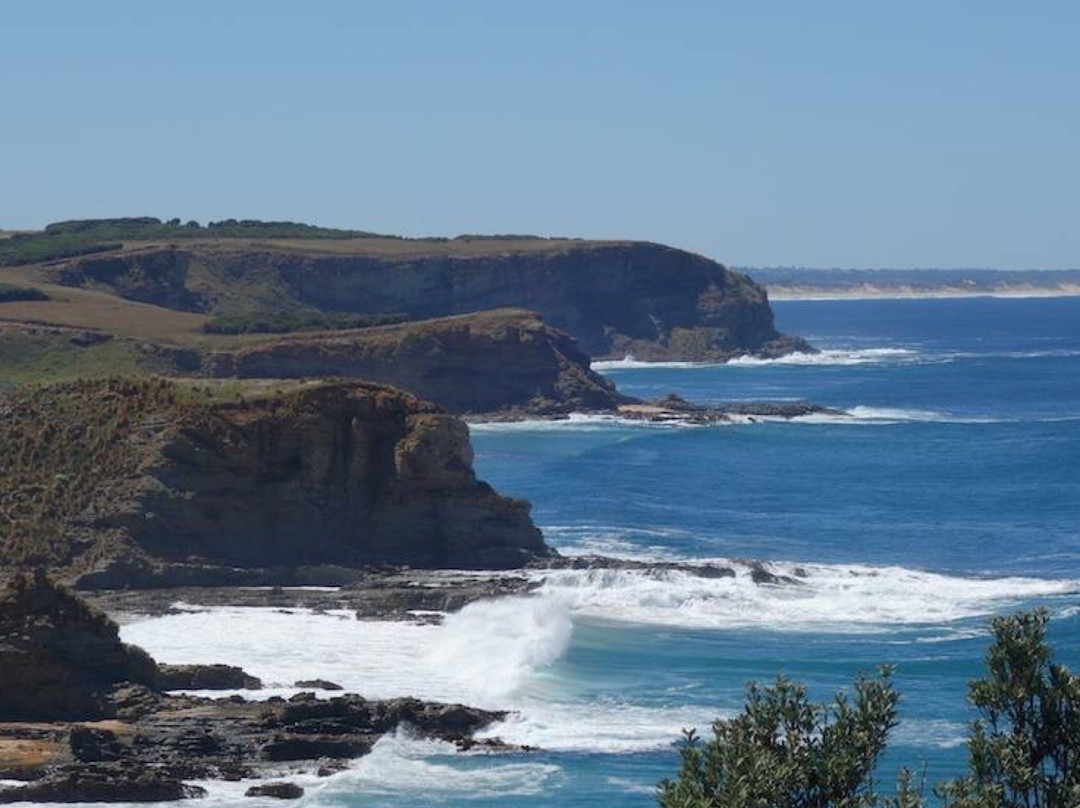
[{"x1": 428, "y1": 596, "x2": 573, "y2": 700}]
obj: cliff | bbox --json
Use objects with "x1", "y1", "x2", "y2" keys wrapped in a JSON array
[
  {"x1": 0, "y1": 378, "x2": 549, "y2": 587},
  {"x1": 48, "y1": 239, "x2": 810, "y2": 361},
  {"x1": 202, "y1": 309, "x2": 627, "y2": 415}
]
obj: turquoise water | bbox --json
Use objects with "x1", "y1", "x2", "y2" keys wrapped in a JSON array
[
  {"x1": 120, "y1": 298, "x2": 1080, "y2": 807},
  {"x1": 458, "y1": 297, "x2": 1080, "y2": 806}
]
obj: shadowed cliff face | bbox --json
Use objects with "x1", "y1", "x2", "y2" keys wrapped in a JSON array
[
  {"x1": 0, "y1": 379, "x2": 549, "y2": 588},
  {"x1": 201, "y1": 310, "x2": 627, "y2": 415},
  {"x1": 54, "y1": 241, "x2": 810, "y2": 361},
  {"x1": 0, "y1": 571, "x2": 158, "y2": 720}
]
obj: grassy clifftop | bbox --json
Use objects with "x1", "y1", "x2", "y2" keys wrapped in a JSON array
[
  {"x1": 0, "y1": 217, "x2": 585, "y2": 267},
  {"x1": 0, "y1": 376, "x2": 547, "y2": 584}
]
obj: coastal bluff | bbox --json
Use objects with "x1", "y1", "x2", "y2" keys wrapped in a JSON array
[
  {"x1": 47, "y1": 236, "x2": 810, "y2": 361},
  {"x1": 0, "y1": 378, "x2": 549, "y2": 588}
]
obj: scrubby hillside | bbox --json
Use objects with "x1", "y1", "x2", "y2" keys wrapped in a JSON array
[{"x1": 0, "y1": 378, "x2": 549, "y2": 587}]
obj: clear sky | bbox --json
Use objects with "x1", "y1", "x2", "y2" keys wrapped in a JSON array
[{"x1": 2, "y1": 1, "x2": 1077, "y2": 268}]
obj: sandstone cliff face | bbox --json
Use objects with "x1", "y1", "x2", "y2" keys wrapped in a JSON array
[
  {"x1": 54, "y1": 241, "x2": 810, "y2": 360},
  {"x1": 0, "y1": 379, "x2": 548, "y2": 587},
  {"x1": 201, "y1": 310, "x2": 626, "y2": 414}
]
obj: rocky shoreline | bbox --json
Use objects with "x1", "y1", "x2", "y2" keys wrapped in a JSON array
[
  {"x1": 84, "y1": 555, "x2": 806, "y2": 624},
  {"x1": 469, "y1": 393, "x2": 844, "y2": 425},
  {"x1": 0, "y1": 573, "x2": 524, "y2": 803},
  {"x1": 0, "y1": 554, "x2": 809, "y2": 803}
]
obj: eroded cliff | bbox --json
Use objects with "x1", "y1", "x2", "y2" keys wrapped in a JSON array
[
  {"x1": 0, "y1": 378, "x2": 548, "y2": 587},
  {"x1": 50, "y1": 239, "x2": 810, "y2": 361},
  {"x1": 202, "y1": 309, "x2": 626, "y2": 414}
]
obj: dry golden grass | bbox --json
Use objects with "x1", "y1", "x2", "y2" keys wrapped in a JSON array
[
  {"x1": 0, "y1": 737, "x2": 68, "y2": 769},
  {"x1": 0, "y1": 267, "x2": 207, "y2": 342}
]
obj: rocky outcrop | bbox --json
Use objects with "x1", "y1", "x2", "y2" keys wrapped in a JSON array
[
  {"x1": 0, "y1": 571, "x2": 158, "y2": 721},
  {"x1": 52, "y1": 240, "x2": 811, "y2": 360},
  {"x1": 156, "y1": 664, "x2": 263, "y2": 691},
  {"x1": 0, "y1": 378, "x2": 549, "y2": 588},
  {"x1": 202, "y1": 310, "x2": 627, "y2": 415},
  {"x1": 0, "y1": 578, "x2": 515, "y2": 802}
]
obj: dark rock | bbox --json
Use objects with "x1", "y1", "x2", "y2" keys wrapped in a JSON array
[
  {"x1": 246, "y1": 782, "x2": 304, "y2": 799},
  {"x1": 0, "y1": 762, "x2": 207, "y2": 803},
  {"x1": 157, "y1": 664, "x2": 262, "y2": 690},
  {"x1": 69, "y1": 727, "x2": 126, "y2": 763},
  {"x1": 0, "y1": 572, "x2": 158, "y2": 721},
  {"x1": 293, "y1": 679, "x2": 343, "y2": 691},
  {"x1": 261, "y1": 734, "x2": 373, "y2": 761},
  {"x1": 203, "y1": 310, "x2": 628, "y2": 416}
]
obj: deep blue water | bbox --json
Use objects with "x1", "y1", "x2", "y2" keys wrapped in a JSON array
[{"x1": 456, "y1": 297, "x2": 1080, "y2": 806}]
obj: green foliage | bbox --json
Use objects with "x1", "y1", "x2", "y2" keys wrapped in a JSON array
[
  {"x1": 0, "y1": 217, "x2": 395, "y2": 267},
  {"x1": 202, "y1": 309, "x2": 407, "y2": 335},
  {"x1": 657, "y1": 611, "x2": 1079, "y2": 808},
  {"x1": 0, "y1": 282, "x2": 49, "y2": 302},
  {"x1": 658, "y1": 668, "x2": 900, "y2": 808},
  {"x1": 937, "y1": 609, "x2": 1080, "y2": 808}
]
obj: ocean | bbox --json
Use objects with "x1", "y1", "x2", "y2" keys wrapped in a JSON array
[{"x1": 119, "y1": 297, "x2": 1080, "y2": 807}]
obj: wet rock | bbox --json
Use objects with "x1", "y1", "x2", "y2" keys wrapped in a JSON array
[
  {"x1": 0, "y1": 762, "x2": 207, "y2": 803},
  {"x1": 69, "y1": 727, "x2": 126, "y2": 763},
  {"x1": 157, "y1": 664, "x2": 262, "y2": 691},
  {"x1": 246, "y1": 782, "x2": 304, "y2": 799},
  {"x1": 261, "y1": 734, "x2": 373, "y2": 761},
  {"x1": 293, "y1": 679, "x2": 343, "y2": 691}
]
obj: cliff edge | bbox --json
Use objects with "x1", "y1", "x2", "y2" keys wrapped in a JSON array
[
  {"x1": 0, "y1": 378, "x2": 549, "y2": 587},
  {"x1": 48, "y1": 238, "x2": 810, "y2": 361}
]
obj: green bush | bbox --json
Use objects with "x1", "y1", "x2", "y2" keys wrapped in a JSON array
[
  {"x1": 658, "y1": 610, "x2": 1079, "y2": 808},
  {"x1": 937, "y1": 609, "x2": 1080, "y2": 808},
  {"x1": 0, "y1": 217, "x2": 399, "y2": 267},
  {"x1": 659, "y1": 669, "x2": 900, "y2": 808}
]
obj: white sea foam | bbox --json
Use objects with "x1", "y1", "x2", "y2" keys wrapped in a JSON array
[
  {"x1": 467, "y1": 412, "x2": 696, "y2": 432},
  {"x1": 317, "y1": 731, "x2": 563, "y2": 800},
  {"x1": 119, "y1": 560, "x2": 1076, "y2": 762},
  {"x1": 595, "y1": 347, "x2": 1080, "y2": 373},
  {"x1": 727, "y1": 348, "x2": 919, "y2": 366},
  {"x1": 591, "y1": 357, "x2": 710, "y2": 370},
  {"x1": 532, "y1": 562, "x2": 1080, "y2": 632}
]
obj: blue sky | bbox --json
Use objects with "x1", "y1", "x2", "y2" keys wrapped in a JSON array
[{"x1": 2, "y1": 1, "x2": 1077, "y2": 268}]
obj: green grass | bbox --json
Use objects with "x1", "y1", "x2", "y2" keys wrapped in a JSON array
[
  {"x1": 0, "y1": 217, "x2": 384, "y2": 267},
  {"x1": 0, "y1": 331, "x2": 162, "y2": 384},
  {"x1": 0, "y1": 217, "x2": 555, "y2": 267}
]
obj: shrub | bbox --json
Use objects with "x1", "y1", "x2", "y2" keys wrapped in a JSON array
[
  {"x1": 657, "y1": 610, "x2": 1080, "y2": 808},
  {"x1": 658, "y1": 668, "x2": 901, "y2": 808},
  {"x1": 938, "y1": 609, "x2": 1080, "y2": 808}
]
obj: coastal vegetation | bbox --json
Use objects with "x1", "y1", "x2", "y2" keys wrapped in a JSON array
[
  {"x1": 202, "y1": 309, "x2": 407, "y2": 334},
  {"x1": 659, "y1": 609, "x2": 1079, "y2": 808},
  {"x1": 0, "y1": 217, "x2": 555, "y2": 267}
]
